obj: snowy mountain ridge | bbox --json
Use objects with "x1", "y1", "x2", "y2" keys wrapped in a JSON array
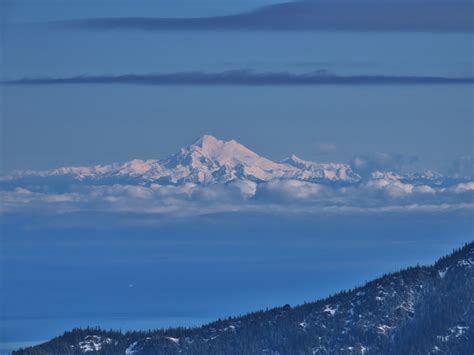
[
  {"x1": 2, "y1": 135, "x2": 472, "y2": 215},
  {"x1": 2, "y1": 135, "x2": 362, "y2": 185},
  {"x1": 3, "y1": 135, "x2": 459, "y2": 188}
]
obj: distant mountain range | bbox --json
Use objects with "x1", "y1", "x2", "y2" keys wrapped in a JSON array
[
  {"x1": 14, "y1": 242, "x2": 474, "y2": 354},
  {"x1": 2, "y1": 135, "x2": 360, "y2": 186},
  {"x1": 2, "y1": 135, "x2": 472, "y2": 215},
  {"x1": 0, "y1": 135, "x2": 465, "y2": 189}
]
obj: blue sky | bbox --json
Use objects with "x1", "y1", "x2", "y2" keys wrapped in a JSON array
[{"x1": 2, "y1": 0, "x2": 473, "y2": 174}]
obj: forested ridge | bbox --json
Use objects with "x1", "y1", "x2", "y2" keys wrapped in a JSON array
[{"x1": 14, "y1": 242, "x2": 474, "y2": 355}]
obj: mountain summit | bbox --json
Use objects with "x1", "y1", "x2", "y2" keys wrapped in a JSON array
[
  {"x1": 187, "y1": 135, "x2": 274, "y2": 168},
  {"x1": 161, "y1": 134, "x2": 287, "y2": 184}
]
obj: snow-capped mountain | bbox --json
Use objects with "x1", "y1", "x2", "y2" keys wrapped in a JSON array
[
  {"x1": 14, "y1": 242, "x2": 474, "y2": 354},
  {"x1": 1, "y1": 135, "x2": 361, "y2": 186},
  {"x1": 161, "y1": 135, "x2": 294, "y2": 184},
  {"x1": 2, "y1": 135, "x2": 468, "y2": 198}
]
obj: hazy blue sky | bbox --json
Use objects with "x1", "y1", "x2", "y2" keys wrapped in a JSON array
[{"x1": 2, "y1": 0, "x2": 473, "y2": 174}]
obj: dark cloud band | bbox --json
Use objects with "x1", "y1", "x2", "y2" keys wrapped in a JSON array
[
  {"x1": 58, "y1": 0, "x2": 474, "y2": 33},
  {"x1": 4, "y1": 71, "x2": 474, "y2": 86}
]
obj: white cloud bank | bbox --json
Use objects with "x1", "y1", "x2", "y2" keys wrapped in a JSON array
[{"x1": 1, "y1": 177, "x2": 473, "y2": 217}]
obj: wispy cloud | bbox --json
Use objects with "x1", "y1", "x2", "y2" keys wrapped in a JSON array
[
  {"x1": 450, "y1": 155, "x2": 474, "y2": 178},
  {"x1": 57, "y1": 0, "x2": 474, "y2": 32},
  {"x1": 317, "y1": 143, "x2": 337, "y2": 155},
  {"x1": 350, "y1": 153, "x2": 419, "y2": 178},
  {"x1": 4, "y1": 71, "x2": 474, "y2": 86}
]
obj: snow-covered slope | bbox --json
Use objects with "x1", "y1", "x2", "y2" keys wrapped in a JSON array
[
  {"x1": 161, "y1": 135, "x2": 293, "y2": 184},
  {"x1": 282, "y1": 154, "x2": 360, "y2": 182}
]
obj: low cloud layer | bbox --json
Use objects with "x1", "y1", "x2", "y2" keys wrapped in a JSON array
[
  {"x1": 4, "y1": 71, "x2": 474, "y2": 86},
  {"x1": 2, "y1": 176, "x2": 473, "y2": 217},
  {"x1": 59, "y1": 0, "x2": 474, "y2": 32}
]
